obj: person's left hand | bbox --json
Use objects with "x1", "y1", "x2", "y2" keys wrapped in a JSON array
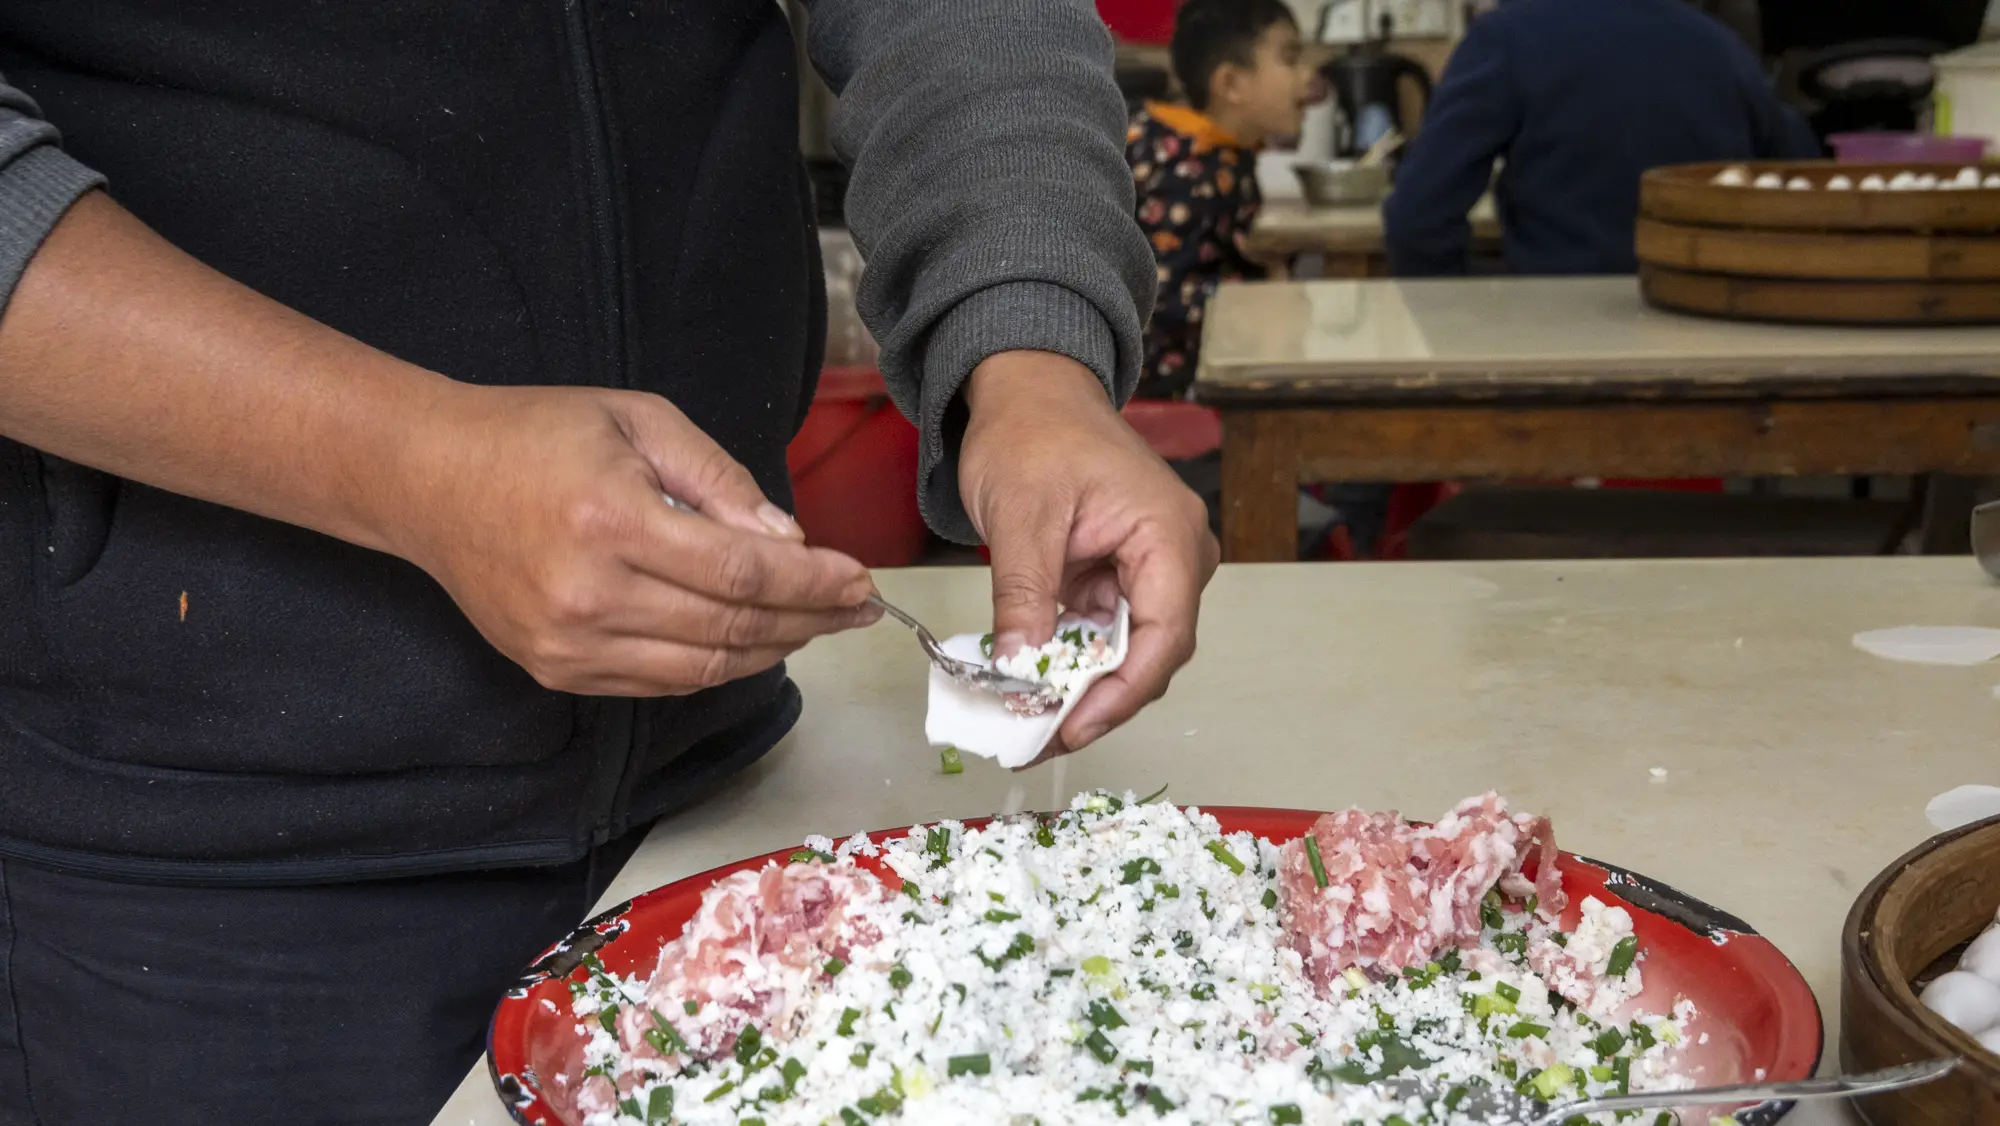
[{"x1": 958, "y1": 350, "x2": 1219, "y2": 763}]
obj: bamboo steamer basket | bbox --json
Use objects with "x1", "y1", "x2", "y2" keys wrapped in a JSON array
[{"x1": 1840, "y1": 815, "x2": 2000, "y2": 1124}]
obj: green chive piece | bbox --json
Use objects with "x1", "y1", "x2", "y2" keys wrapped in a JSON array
[
  {"x1": 1593, "y1": 1028, "x2": 1627, "y2": 1059},
  {"x1": 1137, "y1": 782, "x2": 1170, "y2": 805},
  {"x1": 946, "y1": 1052, "x2": 992, "y2": 1077},
  {"x1": 1481, "y1": 890, "x2": 1505, "y2": 930},
  {"x1": 1083, "y1": 1029, "x2": 1118, "y2": 1063},
  {"x1": 1086, "y1": 999, "x2": 1127, "y2": 1030},
  {"x1": 1507, "y1": 1021, "x2": 1551, "y2": 1039},
  {"x1": 1303, "y1": 835, "x2": 1329, "y2": 889},
  {"x1": 645, "y1": 1086, "x2": 673, "y2": 1123},
  {"x1": 984, "y1": 909, "x2": 1021, "y2": 923},
  {"x1": 1495, "y1": 981, "x2": 1523, "y2": 1004},
  {"x1": 682, "y1": 999, "x2": 700, "y2": 1016},
  {"x1": 1607, "y1": 935, "x2": 1640, "y2": 977},
  {"x1": 1270, "y1": 1105, "x2": 1304, "y2": 1124},
  {"x1": 824, "y1": 957, "x2": 846, "y2": 976},
  {"x1": 1261, "y1": 888, "x2": 1280, "y2": 910},
  {"x1": 837, "y1": 1007, "x2": 861, "y2": 1037},
  {"x1": 888, "y1": 964, "x2": 912, "y2": 991},
  {"x1": 940, "y1": 746, "x2": 964, "y2": 775},
  {"x1": 1205, "y1": 840, "x2": 1246, "y2": 874}
]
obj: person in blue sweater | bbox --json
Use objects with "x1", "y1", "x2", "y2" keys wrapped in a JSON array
[{"x1": 1384, "y1": 0, "x2": 1821, "y2": 276}]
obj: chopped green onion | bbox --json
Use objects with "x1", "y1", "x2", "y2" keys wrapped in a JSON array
[
  {"x1": 1144, "y1": 1087, "x2": 1175, "y2": 1113},
  {"x1": 645, "y1": 1086, "x2": 674, "y2": 1123},
  {"x1": 1613, "y1": 1056, "x2": 1631, "y2": 1095},
  {"x1": 1035, "y1": 819, "x2": 1057, "y2": 848},
  {"x1": 1083, "y1": 1029, "x2": 1118, "y2": 1063},
  {"x1": 618, "y1": 1098, "x2": 642, "y2": 1119},
  {"x1": 1506, "y1": 1021, "x2": 1551, "y2": 1040},
  {"x1": 1531, "y1": 1063, "x2": 1574, "y2": 1100},
  {"x1": 1607, "y1": 935, "x2": 1640, "y2": 976},
  {"x1": 1137, "y1": 782, "x2": 1171, "y2": 805},
  {"x1": 980, "y1": 633, "x2": 995, "y2": 657},
  {"x1": 1481, "y1": 889, "x2": 1505, "y2": 930},
  {"x1": 1493, "y1": 931, "x2": 1528, "y2": 955},
  {"x1": 734, "y1": 1023, "x2": 763, "y2": 1066},
  {"x1": 1205, "y1": 840, "x2": 1247, "y2": 874},
  {"x1": 1086, "y1": 1000, "x2": 1127, "y2": 1030},
  {"x1": 1495, "y1": 981, "x2": 1523, "y2": 1004},
  {"x1": 703, "y1": 1080, "x2": 736, "y2": 1103},
  {"x1": 1270, "y1": 1105, "x2": 1303, "y2": 1124},
  {"x1": 888, "y1": 964, "x2": 912, "y2": 991},
  {"x1": 1592, "y1": 1028, "x2": 1627, "y2": 1059},
  {"x1": 1303, "y1": 835, "x2": 1329, "y2": 889},
  {"x1": 823, "y1": 957, "x2": 846, "y2": 976},
  {"x1": 788, "y1": 848, "x2": 833, "y2": 864},
  {"x1": 984, "y1": 909, "x2": 1021, "y2": 923},
  {"x1": 598, "y1": 1007, "x2": 619, "y2": 1035},
  {"x1": 837, "y1": 1008, "x2": 861, "y2": 1037},
  {"x1": 682, "y1": 1000, "x2": 700, "y2": 1016},
  {"x1": 1261, "y1": 888, "x2": 1279, "y2": 910},
  {"x1": 939, "y1": 746, "x2": 964, "y2": 775}
]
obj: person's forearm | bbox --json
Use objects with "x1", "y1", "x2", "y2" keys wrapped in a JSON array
[{"x1": 0, "y1": 191, "x2": 453, "y2": 558}]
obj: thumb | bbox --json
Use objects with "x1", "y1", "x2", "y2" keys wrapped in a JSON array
[
  {"x1": 614, "y1": 393, "x2": 803, "y2": 541},
  {"x1": 983, "y1": 496, "x2": 1070, "y2": 657}
]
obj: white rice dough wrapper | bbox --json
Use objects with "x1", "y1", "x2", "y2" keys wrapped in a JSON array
[
  {"x1": 1853, "y1": 626, "x2": 2000, "y2": 666},
  {"x1": 925, "y1": 600, "x2": 1130, "y2": 768}
]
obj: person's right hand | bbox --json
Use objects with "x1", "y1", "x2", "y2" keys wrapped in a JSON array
[{"x1": 387, "y1": 384, "x2": 879, "y2": 697}]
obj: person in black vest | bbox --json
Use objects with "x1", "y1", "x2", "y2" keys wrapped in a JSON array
[
  {"x1": 1384, "y1": 0, "x2": 1820, "y2": 276},
  {"x1": 0, "y1": 0, "x2": 1216, "y2": 1119}
]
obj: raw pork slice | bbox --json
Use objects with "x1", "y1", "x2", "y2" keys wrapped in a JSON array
[
  {"x1": 1278, "y1": 792, "x2": 1564, "y2": 989},
  {"x1": 578, "y1": 860, "x2": 895, "y2": 1114}
]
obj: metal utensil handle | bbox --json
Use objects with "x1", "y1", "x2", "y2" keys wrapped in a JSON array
[
  {"x1": 1552, "y1": 1059, "x2": 1958, "y2": 1120},
  {"x1": 865, "y1": 594, "x2": 926, "y2": 635}
]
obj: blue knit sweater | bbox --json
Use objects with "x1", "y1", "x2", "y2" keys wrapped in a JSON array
[{"x1": 1383, "y1": 0, "x2": 1821, "y2": 276}]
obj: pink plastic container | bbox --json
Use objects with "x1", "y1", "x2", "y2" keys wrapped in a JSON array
[{"x1": 1828, "y1": 132, "x2": 1989, "y2": 164}]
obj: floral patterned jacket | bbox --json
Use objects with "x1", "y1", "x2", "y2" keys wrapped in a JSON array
[{"x1": 1126, "y1": 101, "x2": 1266, "y2": 399}]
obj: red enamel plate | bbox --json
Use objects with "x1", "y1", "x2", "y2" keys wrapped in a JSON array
[{"x1": 489, "y1": 808, "x2": 1823, "y2": 1125}]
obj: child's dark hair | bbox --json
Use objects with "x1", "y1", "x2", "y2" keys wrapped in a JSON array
[{"x1": 1170, "y1": 0, "x2": 1299, "y2": 112}]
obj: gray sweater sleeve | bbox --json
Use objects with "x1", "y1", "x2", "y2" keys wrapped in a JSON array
[
  {"x1": 805, "y1": 0, "x2": 1156, "y2": 543},
  {"x1": 0, "y1": 77, "x2": 108, "y2": 319}
]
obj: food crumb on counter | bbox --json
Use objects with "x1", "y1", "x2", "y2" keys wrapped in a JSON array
[{"x1": 1649, "y1": 768, "x2": 1668, "y2": 783}]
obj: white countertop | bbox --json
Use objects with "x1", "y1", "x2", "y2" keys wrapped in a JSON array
[{"x1": 435, "y1": 557, "x2": 2000, "y2": 1125}]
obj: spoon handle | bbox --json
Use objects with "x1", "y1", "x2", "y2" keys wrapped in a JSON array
[{"x1": 1548, "y1": 1059, "x2": 1957, "y2": 1123}]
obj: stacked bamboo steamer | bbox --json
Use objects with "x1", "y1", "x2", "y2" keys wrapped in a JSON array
[{"x1": 1637, "y1": 160, "x2": 2000, "y2": 325}]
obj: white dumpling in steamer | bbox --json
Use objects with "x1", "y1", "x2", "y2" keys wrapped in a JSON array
[
  {"x1": 1963, "y1": 924, "x2": 2000, "y2": 985},
  {"x1": 1921, "y1": 970, "x2": 2000, "y2": 1034},
  {"x1": 1981, "y1": 1024, "x2": 2000, "y2": 1057}
]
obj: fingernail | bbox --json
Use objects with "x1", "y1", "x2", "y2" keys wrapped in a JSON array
[
  {"x1": 853, "y1": 600, "x2": 885, "y2": 626},
  {"x1": 992, "y1": 631, "x2": 1028, "y2": 658},
  {"x1": 1067, "y1": 723, "x2": 1106, "y2": 751},
  {"x1": 757, "y1": 503, "x2": 803, "y2": 539}
]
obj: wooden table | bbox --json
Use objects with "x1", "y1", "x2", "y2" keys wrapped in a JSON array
[
  {"x1": 1243, "y1": 193, "x2": 1502, "y2": 278},
  {"x1": 1197, "y1": 275, "x2": 2000, "y2": 562},
  {"x1": 433, "y1": 557, "x2": 2000, "y2": 1125}
]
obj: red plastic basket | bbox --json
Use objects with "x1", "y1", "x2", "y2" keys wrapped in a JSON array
[
  {"x1": 785, "y1": 367, "x2": 926, "y2": 568},
  {"x1": 1097, "y1": 0, "x2": 1176, "y2": 44}
]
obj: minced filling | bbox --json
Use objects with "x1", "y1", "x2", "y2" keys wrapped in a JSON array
[{"x1": 567, "y1": 792, "x2": 1691, "y2": 1125}]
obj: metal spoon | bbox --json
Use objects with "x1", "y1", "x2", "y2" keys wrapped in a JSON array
[
  {"x1": 658, "y1": 494, "x2": 1054, "y2": 705},
  {"x1": 1378, "y1": 1058, "x2": 1956, "y2": 1126}
]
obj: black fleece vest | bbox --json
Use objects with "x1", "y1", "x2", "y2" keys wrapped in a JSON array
[{"x1": 0, "y1": 0, "x2": 825, "y2": 883}]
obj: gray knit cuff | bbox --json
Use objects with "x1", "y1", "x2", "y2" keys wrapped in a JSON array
[
  {"x1": 0, "y1": 143, "x2": 106, "y2": 319},
  {"x1": 917, "y1": 280, "x2": 1121, "y2": 544}
]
